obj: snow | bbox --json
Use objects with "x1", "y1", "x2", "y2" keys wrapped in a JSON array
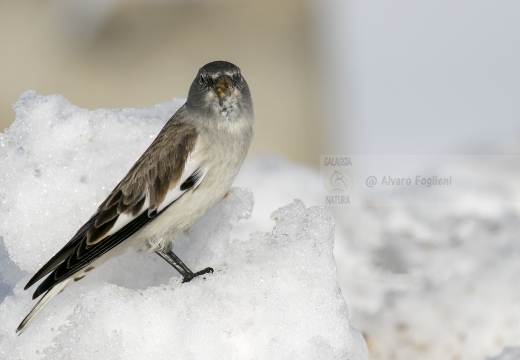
[
  {"x1": 235, "y1": 156, "x2": 520, "y2": 356},
  {"x1": 235, "y1": 156, "x2": 520, "y2": 359},
  {"x1": 0, "y1": 91, "x2": 367, "y2": 359},
  {"x1": 490, "y1": 348, "x2": 520, "y2": 360},
  {"x1": 329, "y1": 153, "x2": 520, "y2": 359},
  {"x1": 3, "y1": 90, "x2": 520, "y2": 360}
]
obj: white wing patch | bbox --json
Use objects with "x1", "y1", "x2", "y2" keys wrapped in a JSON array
[
  {"x1": 157, "y1": 150, "x2": 207, "y2": 213},
  {"x1": 106, "y1": 145, "x2": 208, "y2": 238},
  {"x1": 108, "y1": 196, "x2": 150, "y2": 237}
]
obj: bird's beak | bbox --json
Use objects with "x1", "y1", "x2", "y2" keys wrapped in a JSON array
[{"x1": 214, "y1": 77, "x2": 233, "y2": 103}]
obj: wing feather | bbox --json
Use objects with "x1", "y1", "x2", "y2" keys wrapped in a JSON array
[
  {"x1": 25, "y1": 109, "x2": 208, "y2": 297},
  {"x1": 93, "y1": 203, "x2": 119, "y2": 228}
]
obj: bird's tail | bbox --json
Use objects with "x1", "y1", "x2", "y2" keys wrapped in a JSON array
[{"x1": 16, "y1": 278, "x2": 73, "y2": 335}]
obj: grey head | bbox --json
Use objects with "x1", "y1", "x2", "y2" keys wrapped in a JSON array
[{"x1": 186, "y1": 61, "x2": 253, "y2": 121}]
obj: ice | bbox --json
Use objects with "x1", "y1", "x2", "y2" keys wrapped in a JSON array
[{"x1": 0, "y1": 92, "x2": 367, "y2": 359}]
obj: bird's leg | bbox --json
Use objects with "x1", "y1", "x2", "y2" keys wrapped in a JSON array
[{"x1": 156, "y1": 249, "x2": 213, "y2": 283}]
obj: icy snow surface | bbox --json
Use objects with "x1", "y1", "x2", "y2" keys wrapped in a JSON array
[{"x1": 0, "y1": 91, "x2": 367, "y2": 359}]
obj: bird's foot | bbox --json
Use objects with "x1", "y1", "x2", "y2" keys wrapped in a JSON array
[{"x1": 182, "y1": 267, "x2": 214, "y2": 283}]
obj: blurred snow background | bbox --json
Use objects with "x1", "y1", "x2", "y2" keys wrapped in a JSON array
[{"x1": 1, "y1": 1, "x2": 520, "y2": 359}]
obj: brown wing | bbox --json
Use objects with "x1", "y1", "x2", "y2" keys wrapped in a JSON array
[
  {"x1": 24, "y1": 108, "x2": 201, "y2": 295},
  {"x1": 85, "y1": 119, "x2": 198, "y2": 246}
]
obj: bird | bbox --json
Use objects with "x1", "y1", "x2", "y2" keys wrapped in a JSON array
[{"x1": 16, "y1": 60, "x2": 254, "y2": 334}]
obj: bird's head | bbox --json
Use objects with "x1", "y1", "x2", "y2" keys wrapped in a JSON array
[{"x1": 186, "y1": 61, "x2": 253, "y2": 121}]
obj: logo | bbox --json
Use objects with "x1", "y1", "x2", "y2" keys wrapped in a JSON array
[{"x1": 323, "y1": 169, "x2": 353, "y2": 194}]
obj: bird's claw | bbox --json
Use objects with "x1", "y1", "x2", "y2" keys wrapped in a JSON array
[{"x1": 182, "y1": 267, "x2": 214, "y2": 283}]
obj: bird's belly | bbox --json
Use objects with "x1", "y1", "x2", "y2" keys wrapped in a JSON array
[{"x1": 132, "y1": 161, "x2": 240, "y2": 251}]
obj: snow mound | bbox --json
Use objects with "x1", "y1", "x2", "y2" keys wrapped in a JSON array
[{"x1": 0, "y1": 91, "x2": 367, "y2": 359}]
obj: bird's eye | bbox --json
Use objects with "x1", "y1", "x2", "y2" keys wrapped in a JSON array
[
  {"x1": 233, "y1": 73, "x2": 243, "y2": 87},
  {"x1": 199, "y1": 74, "x2": 206, "y2": 86}
]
